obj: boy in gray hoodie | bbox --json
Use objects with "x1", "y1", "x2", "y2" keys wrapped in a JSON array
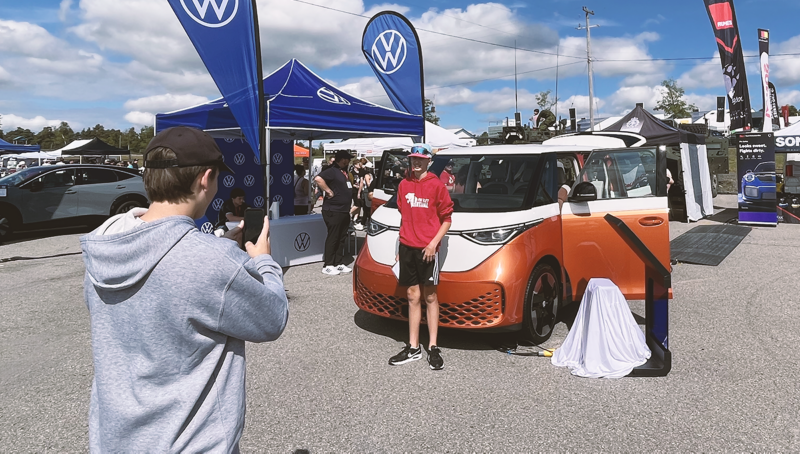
[{"x1": 81, "y1": 127, "x2": 288, "y2": 453}]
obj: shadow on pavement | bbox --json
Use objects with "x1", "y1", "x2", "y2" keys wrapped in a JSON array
[
  {"x1": 353, "y1": 309, "x2": 520, "y2": 352},
  {"x1": 1, "y1": 221, "x2": 99, "y2": 246}
]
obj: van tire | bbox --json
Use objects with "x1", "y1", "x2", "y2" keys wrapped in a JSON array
[
  {"x1": 0, "y1": 205, "x2": 21, "y2": 239},
  {"x1": 522, "y1": 262, "x2": 561, "y2": 344}
]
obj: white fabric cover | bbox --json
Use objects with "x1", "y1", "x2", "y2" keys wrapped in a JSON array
[
  {"x1": 323, "y1": 121, "x2": 473, "y2": 157},
  {"x1": 680, "y1": 142, "x2": 714, "y2": 222},
  {"x1": 551, "y1": 278, "x2": 650, "y2": 378}
]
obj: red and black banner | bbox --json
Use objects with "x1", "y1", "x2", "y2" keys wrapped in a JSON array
[
  {"x1": 704, "y1": 0, "x2": 752, "y2": 131},
  {"x1": 768, "y1": 82, "x2": 781, "y2": 131}
]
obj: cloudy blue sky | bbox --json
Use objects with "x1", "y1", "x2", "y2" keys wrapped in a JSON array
[{"x1": 2, "y1": 0, "x2": 800, "y2": 139}]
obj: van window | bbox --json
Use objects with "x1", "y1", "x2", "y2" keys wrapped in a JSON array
[
  {"x1": 575, "y1": 149, "x2": 657, "y2": 199},
  {"x1": 431, "y1": 154, "x2": 541, "y2": 212}
]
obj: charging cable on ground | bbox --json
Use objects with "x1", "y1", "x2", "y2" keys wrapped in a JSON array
[{"x1": 505, "y1": 346, "x2": 555, "y2": 357}]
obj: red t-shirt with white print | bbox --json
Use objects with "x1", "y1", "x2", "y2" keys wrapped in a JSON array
[{"x1": 397, "y1": 172, "x2": 454, "y2": 249}]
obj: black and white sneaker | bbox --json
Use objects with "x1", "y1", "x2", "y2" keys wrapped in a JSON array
[
  {"x1": 388, "y1": 344, "x2": 422, "y2": 366},
  {"x1": 428, "y1": 346, "x2": 444, "y2": 370}
]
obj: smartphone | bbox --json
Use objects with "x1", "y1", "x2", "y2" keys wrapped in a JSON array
[{"x1": 242, "y1": 208, "x2": 265, "y2": 248}]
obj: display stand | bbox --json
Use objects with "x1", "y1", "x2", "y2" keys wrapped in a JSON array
[{"x1": 604, "y1": 214, "x2": 672, "y2": 377}]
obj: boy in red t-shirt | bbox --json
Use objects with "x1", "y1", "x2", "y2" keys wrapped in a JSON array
[{"x1": 389, "y1": 144, "x2": 454, "y2": 370}]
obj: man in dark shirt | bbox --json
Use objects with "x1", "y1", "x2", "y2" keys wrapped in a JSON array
[
  {"x1": 314, "y1": 149, "x2": 354, "y2": 276},
  {"x1": 217, "y1": 187, "x2": 250, "y2": 228}
]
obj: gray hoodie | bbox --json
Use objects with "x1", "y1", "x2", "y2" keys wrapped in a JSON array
[{"x1": 81, "y1": 209, "x2": 288, "y2": 453}]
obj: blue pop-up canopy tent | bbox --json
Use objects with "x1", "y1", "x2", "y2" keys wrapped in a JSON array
[
  {"x1": 156, "y1": 59, "x2": 424, "y2": 143},
  {"x1": 0, "y1": 138, "x2": 41, "y2": 154}
]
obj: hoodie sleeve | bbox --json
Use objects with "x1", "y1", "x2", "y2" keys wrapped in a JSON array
[
  {"x1": 437, "y1": 182, "x2": 454, "y2": 224},
  {"x1": 218, "y1": 254, "x2": 289, "y2": 343}
]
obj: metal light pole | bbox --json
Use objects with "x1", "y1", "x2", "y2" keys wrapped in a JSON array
[{"x1": 577, "y1": 7, "x2": 599, "y2": 131}]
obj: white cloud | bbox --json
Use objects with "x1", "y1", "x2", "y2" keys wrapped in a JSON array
[
  {"x1": 124, "y1": 93, "x2": 210, "y2": 113},
  {"x1": 677, "y1": 55, "x2": 722, "y2": 90},
  {"x1": 1, "y1": 114, "x2": 63, "y2": 131},
  {"x1": 124, "y1": 111, "x2": 155, "y2": 127},
  {"x1": 59, "y1": 0, "x2": 73, "y2": 22}
]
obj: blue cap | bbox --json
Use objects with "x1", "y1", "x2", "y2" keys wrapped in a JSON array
[{"x1": 408, "y1": 143, "x2": 433, "y2": 159}]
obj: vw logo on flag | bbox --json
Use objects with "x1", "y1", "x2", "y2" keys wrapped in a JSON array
[
  {"x1": 180, "y1": 0, "x2": 239, "y2": 28},
  {"x1": 200, "y1": 222, "x2": 215, "y2": 234},
  {"x1": 223, "y1": 175, "x2": 235, "y2": 188},
  {"x1": 212, "y1": 198, "x2": 224, "y2": 211},
  {"x1": 253, "y1": 196, "x2": 265, "y2": 208},
  {"x1": 317, "y1": 87, "x2": 351, "y2": 105},
  {"x1": 273, "y1": 195, "x2": 284, "y2": 206},
  {"x1": 234, "y1": 153, "x2": 246, "y2": 165},
  {"x1": 269, "y1": 175, "x2": 274, "y2": 186},
  {"x1": 294, "y1": 232, "x2": 311, "y2": 252},
  {"x1": 372, "y1": 30, "x2": 407, "y2": 75},
  {"x1": 273, "y1": 153, "x2": 283, "y2": 165},
  {"x1": 224, "y1": 138, "x2": 235, "y2": 143},
  {"x1": 244, "y1": 175, "x2": 255, "y2": 187},
  {"x1": 282, "y1": 173, "x2": 293, "y2": 185}
]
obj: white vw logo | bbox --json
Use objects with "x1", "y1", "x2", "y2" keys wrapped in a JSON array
[
  {"x1": 200, "y1": 222, "x2": 215, "y2": 234},
  {"x1": 234, "y1": 153, "x2": 245, "y2": 165},
  {"x1": 372, "y1": 30, "x2": 407, "y2": 75},
  {"x1": 180, "y1": 0, "x2": 239, "y2": 28},
  {"x1": 212, "y1": 198, "x2": 224, "y2": 211},
  {"x1": 282, "y1": 173, "x2": 293, "y2": 185},
  {"x1": 224, "y1": 138, "x2": 235, "y2": 143},
  {"x1": 253, "y1": 196, "x2": 265, "y2": 208},
  {"x1": 223, "y1": 175, "x2": 235, "y2": 188},
  {"x1": 244, "y1": 175, "x2": 255, "y2": 187},
  {"x1": 272, "y1": 153, "x2": 283, "y2": 165},
  {"x1": 273, "y1": 195, "x2": 284, "y2": 206},
  {"x1": 317, "y1": 87, "x2": 351, "y2": 105}
]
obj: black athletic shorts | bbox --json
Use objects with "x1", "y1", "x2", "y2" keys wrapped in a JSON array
[{"x1": 398, "y1": 243, "x2": 439, "y2": 287}]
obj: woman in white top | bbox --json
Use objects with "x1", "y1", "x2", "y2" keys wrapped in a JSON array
[{"x1": 294, "y1": 164, "x2": 310, "y2": 215}]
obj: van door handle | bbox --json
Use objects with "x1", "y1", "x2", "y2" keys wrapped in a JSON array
[{"x1": 638, "y1": 216, "x2": 663, "y2": 227}]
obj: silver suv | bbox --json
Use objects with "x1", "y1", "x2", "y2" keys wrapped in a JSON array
[{"x1": 0, "y1": 164, "x2": 149, "y2": 237}]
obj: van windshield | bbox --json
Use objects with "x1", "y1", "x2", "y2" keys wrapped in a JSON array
[{"x1": 430, "y1": 154, "x2": 541, "y2": 212}]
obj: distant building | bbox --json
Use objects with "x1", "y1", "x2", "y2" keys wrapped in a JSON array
[{"x1": 446, "y1": 128, "x2": 477, "y2": 146}]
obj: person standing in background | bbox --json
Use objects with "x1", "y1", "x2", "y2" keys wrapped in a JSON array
[
  {"x1": 314, "y1": 149, "x2": 354, "y2": 276},
  {"x1": 294, "y1": 164, "x2": 310, "y2": 215}
]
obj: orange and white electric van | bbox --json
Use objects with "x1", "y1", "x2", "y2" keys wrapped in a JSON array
[{"x1": 354, "y1": 134, "x2": 671, "y2": 343}]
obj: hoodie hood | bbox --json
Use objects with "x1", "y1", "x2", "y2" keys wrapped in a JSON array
[{"x1": 81, "y1": 213, "x2": 196, "y2": 291}]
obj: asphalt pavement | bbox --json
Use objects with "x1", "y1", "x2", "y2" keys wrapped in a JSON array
[{"x1": 1, "y1": 195, "x2": 798, "y2": 452}]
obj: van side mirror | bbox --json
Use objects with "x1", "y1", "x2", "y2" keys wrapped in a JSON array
[{"x1": 568, "y1": 181, "x2": 597, "y2": 202}]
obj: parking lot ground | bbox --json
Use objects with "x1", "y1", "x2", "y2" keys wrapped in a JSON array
[{"x1": 1, "y1": 195, "x2": 798, "y2": 452}]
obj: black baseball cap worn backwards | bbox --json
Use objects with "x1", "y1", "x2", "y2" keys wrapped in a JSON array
[{"x1": 145, "y1": 126, "x2": 234, "y2": 174}]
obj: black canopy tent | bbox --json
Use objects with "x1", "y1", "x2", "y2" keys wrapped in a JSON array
[
  {"x1": 603, "y1": 104, "x2": 713, "y2": 222},
  {"x1": 603, "y1": 104, "x2": 705, "y2": 146},
  {"x1": 53, "y1": 138, "x2": 128, "y2": 156}
]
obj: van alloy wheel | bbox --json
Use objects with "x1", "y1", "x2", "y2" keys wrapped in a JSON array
[{"x1": 522, "y1": 262, "x2": 561, "y2": 344}]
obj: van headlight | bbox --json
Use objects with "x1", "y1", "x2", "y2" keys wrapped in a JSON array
[
  {"x1": 459, "y1": 219, "x2": 543, "y2": 245},
  {"x1": 367, "y1": 219, "x2": 390, "y2": 236}
]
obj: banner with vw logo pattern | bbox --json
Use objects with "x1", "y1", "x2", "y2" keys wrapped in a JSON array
[
  {"x1": 195, "y1": 138, "x2": 293, "y2": 231},
  {"x1": 362, "y1": 11, "x2": 424, "y2": 117},
  {"x1": 166, "y1": 0, "x2": 262, "y2": 158}
]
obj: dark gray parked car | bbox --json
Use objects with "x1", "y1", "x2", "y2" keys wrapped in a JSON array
[{"x1": 0, "y1": 164, "x2": 149, "y2": 237}]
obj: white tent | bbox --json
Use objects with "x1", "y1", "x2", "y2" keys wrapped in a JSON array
[{"x1": 323, "y1": 121, "x2": 473, "y2": 157}]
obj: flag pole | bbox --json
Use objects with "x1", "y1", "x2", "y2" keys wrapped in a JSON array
[{"x1": 251, "y1": 0, "x2": 268, "y2": 211}]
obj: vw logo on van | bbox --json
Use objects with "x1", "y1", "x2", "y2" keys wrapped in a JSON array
[{"x1": 180, "y1": 0, "x2": 239, "y2": 28}]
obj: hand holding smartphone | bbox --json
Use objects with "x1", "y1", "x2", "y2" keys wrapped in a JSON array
[{"x1": 243, "y1": 208, "x2": 271, "y2": 257}]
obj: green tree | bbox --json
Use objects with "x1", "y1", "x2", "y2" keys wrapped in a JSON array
[
  {"x1": 477, "y1": 131, "x2": 489, "y2": 146},
  {"x1": 424, "y1": 98, "x2": 439, "y2": 125},
  {"x1": 6, "y1": 127, "x2": 35, "y2": 145},
  {"x1": 35, "y1": 126, "x2": 58, "y2": 150},
  {"x1": 655, "y1": 78, "x2": 696, "y2": 119},
  {"x1": 787, "y1": 105, "x2": 799, "y2": 117},
  {"x1": 535, "y1": 89, "x2": 557, "y2": 111},
  {"x1": 56, "y1": 121, "x2": 74, "y2": 147}
]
